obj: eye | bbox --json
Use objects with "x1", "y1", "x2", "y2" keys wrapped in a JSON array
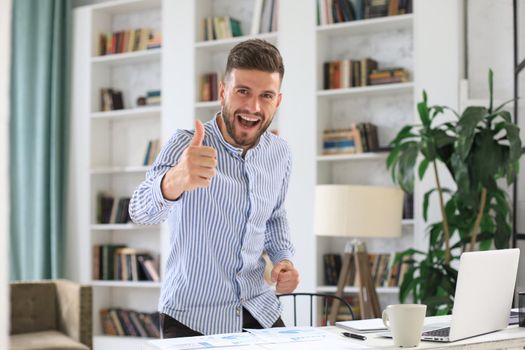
[
  {"x1": 262, "y1": 93, "x2": 274, "y2": 100},
  {"x1": 237, "y1": 88, "x2": 249, "y2": 95}
]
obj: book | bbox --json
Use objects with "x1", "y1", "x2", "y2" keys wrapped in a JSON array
[
  {"x1": 251, "y1": 0, "x2": 264, "y2": 34},
  {"x1": 336, "y1": 318, "x2": 388, "y2": 332}
]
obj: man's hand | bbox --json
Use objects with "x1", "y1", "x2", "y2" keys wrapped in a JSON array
[
  {"x1": 161, "y1": 120, "x2": 217, "y2": 200},
  {"x1": 271, "y1": 260, "x2": 299, "y2": 293}
]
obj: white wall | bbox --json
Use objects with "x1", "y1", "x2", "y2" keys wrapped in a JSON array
[
  {"x1": 467, "y1": 0, "x2": 525, "y2": 295},
  {"x1": 413, "y1": 0, "x2": 465, "y2": 251},
  {"x1": 0, "y1": 0, "x2": 11, "y2": 346}
]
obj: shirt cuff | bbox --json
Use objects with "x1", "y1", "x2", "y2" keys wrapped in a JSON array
[
  {"x1": 151, "y1": 169, "x2": 178, "y2": 211},
  {"x1": 268, "y1": 250, "x2": 294, "y2": 266}
]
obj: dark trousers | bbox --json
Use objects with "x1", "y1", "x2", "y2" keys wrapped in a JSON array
[{"x1": 160, "y1": 308, "x2": 285, "y2": 338}]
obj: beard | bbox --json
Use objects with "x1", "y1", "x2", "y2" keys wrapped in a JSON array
[{"x1": 221, "y1": 104, "x2": 273, "y2": 149}]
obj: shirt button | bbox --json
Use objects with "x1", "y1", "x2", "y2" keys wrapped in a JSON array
[{"x1": 236, "y1": 307, "x2": 241, "y2": 316}]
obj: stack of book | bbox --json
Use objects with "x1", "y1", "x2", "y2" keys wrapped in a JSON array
[
  {"x1": 97, "y1": 27, "x2": 161, "y2": 56},
  {"x1": 145, "y1": 90, "x2": 161, "y2": 105},
  {"x1": 147, "y1": 31, "x2": 162, "y2": 50},
  {"x1": 317, "y1": 0, "x2": 413, "y2": 25},
  {"x1": 321, "y1": 123, "x2": 379, "y2": 155},
  {"x1": 323, "y1": 58, "x2": 378, "y2": 89},
  {"x1": 96, "y1": 194, "x2": 131, "y2": 224},
  {"x1": 369, "y1": 67, "x2": 409, "y2": 85},
  {"x1": 100, "y1": 308, "x2": 160, "y2": 338},
  {"x1": 92, "y1": 245, "x2": 160, "y2": 282},
  {"x1": 200, "y1": 16, "x2": 242, "y2": 41},
  {"x1": 143, "y1": 139, "x2": 160, "y2": 166},
  {"x1": 99, "y1": 88, "x2": 124, "y2": 111},
  {"x1": 323, "y1": 253, "x2": 342, "y2": 285},
  {"x1": 250, "y1": 0, "x2": 279, "y2": 34},
  {"x1": 200, "y1": 72, "x2": 221, "y2": 102}
]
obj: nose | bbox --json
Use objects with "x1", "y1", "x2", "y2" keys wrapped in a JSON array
[{"x1": 246, "y1": 95, "x2": 260, "y2": 114}]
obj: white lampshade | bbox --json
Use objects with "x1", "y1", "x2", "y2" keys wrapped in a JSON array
[{"x1": 315, "y1": 185, "x2": 404, "y2": 238}]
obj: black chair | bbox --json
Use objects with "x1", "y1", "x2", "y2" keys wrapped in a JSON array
[{"x1": 277, "y1": 292, "x2": 355, "y2": 326}]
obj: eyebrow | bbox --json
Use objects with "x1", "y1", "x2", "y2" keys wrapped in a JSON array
[{"x1": 234, "y1": 85, "x2": 277, "y2": 95}]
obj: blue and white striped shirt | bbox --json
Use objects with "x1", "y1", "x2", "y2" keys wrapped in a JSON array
[{"x1": 129, "y1": 115, "x2": 294, "y2": 335}]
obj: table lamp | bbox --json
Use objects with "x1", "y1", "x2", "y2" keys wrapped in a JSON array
[{"x1": 315, "y1": 185, "x2": 404, "y2": 321}]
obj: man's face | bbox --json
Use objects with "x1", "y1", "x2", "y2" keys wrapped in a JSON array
[{"x1": 218, "y1": 68, "x2": 282, "y2": 150}]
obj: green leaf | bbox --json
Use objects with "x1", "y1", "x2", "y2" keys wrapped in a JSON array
[
  {"x1": 422, "y1": 188, "x2": 436, "y2": 221},
  {"x1": 397, "y1": 142, "x2": 419, "y2": 193},
  {"x1": 501, "y1": 122, "x2": 522, "y2": 162},
  {"x1": 418, "y1": 159, "x2": 430, "y2": 180},
  {"x1": 418, "y1": 96, "x2": 431, "y2": 128},
  {"x1": 494, "y1": 98, "x2": 516, "y2": 112},
  {"x1": 488, "y1": 69, "x2": 494, "y2": 113},
  {"x1": 389, "y1": 125, "x2": 417, "y2": 146},
  {"x1": 471, "y1": 129, "x2": 504, "y2": 187},
  {"x1": 456, "y1": 106, "x2": 488, "y2": 160}
]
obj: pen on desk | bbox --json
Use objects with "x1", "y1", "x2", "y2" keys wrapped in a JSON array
[{"x1": 342, "y1": 332, "x2": 367, "y2": 341}]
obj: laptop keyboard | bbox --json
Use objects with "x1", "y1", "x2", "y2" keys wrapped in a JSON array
[{"x1": 422, "y1": 327, "x2": 450, "y2": 337}]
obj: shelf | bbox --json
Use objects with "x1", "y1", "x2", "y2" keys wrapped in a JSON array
[
  {"x1": 91, "y1": 224, "x2": 160, "y2": 231},
  {"x1": 317, "y1": 82, "x2": 414, "y2": 99},
  {"x1": 91, "y1": 48, "x2": 161, "y2": 67},
  {"x1": 195, "y1": 100, "x2": 220, "y2": 109},
  {"x1": 317, "y1": 152, "x2": 389, "y2": 162},
  {"x1": 317, "y1": 14, "x2": 413, "y2": 37},
  {"x1": 91, "y1": 106, "x2": 161, "y2": 121},
  {"x1": 91, "y1": 166, "x2": 151, "y2": 175},
  {"x1": 91, "y1": 0, "x2": 161, "y2": 15},
  {"x1": 316, "y1": 285, "x2": 399, "y2": 294},
  {"x1": 194, "y1": 32, "x2": 278, "y2": 52},
  {"x1": 91, "y1": 280, "x2": 161, "y2": 288}
]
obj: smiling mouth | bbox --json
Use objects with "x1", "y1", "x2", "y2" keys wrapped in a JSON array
[{"x1": 237, "y1": 114, "x2": 261, "y2": 128}]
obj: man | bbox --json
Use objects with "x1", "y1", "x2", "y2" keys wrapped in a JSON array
[{"x1": 129, "y1": 39, "x2": 299, "y2": 338}]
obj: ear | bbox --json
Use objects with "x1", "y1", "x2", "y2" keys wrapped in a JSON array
[{"x1": 275, "y1": 93, "x2": 283, "y2": 109}]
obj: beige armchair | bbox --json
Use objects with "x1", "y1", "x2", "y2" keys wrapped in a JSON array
[{"x1": 10, "y1": 280, "x2": 92, "y2": 350}]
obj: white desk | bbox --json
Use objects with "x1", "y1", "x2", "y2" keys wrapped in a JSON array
[{"x1": 142, "y1": 325, "x2": 525, "y2": 350}]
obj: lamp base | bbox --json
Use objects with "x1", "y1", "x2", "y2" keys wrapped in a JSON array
[{"x1": 328, "y1": 244, "x2": 381, "y2": 323}]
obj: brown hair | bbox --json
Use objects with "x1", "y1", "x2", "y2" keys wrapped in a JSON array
[{"x1": 225, "y1": 39, "x2": 284, "y2": 82}]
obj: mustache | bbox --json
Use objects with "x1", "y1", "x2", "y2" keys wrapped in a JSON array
[{"x1": 234, "y1": 109, "x2": 264, "y2": 119}]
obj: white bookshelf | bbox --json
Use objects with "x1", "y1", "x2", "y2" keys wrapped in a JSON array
[
  {"x1": 73, "y1": 0, "x2": 168, "y2": 348},
  {"x1": 92, "y1": 280, "x2": 161, "y2": 288},
  {"x1": 91, "y1": 106, "x2": 161, "y2": 120},
  {"x1": 317, "y1": 82, "x2": 414, "y2": 99},
  {"x1": 68, "y1": 0, "x2": 462, "y2": 342},
  {"x1": 317, "y1": 152, "x2": 389, "y2": 162},
  {"x1": 90, "y1": 165, "x2": 151, "y2": 175},
  {"x1": 316, "y1": 13, "x2": 413, "y2": 37},
  {"x1": 91, "y1": 48, "x2": 161, "y2": 66},
  {"x1": 195, "y1": 32, "x2": 278, "y2": 50},
  {"x1": 314, "y1": 7, "x2": 416, "y2": 314}
]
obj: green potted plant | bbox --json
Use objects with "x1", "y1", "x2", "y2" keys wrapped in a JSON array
[{"x1": 387, "y1": 70, "x2": 522, "y2": 315}]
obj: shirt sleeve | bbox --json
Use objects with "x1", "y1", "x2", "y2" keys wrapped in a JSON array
[
  {"x1": 129, "y1": 130, "x2": 192, "y2": 225},
  {"x1": 264, "y1": 149, "x2": 295, "y2": 264}
]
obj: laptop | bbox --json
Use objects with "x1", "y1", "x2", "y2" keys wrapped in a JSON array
[{"x1": 421, "y1": 248, "x2": 520, "y2": 342}]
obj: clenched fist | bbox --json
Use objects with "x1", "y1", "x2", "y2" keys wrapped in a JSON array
[
  {"x1": 161, "y1": 120, "x2": 218, "y2": 200},
  {"x1": 271, "y1": 260, "x2": 300, "y2": 294}
]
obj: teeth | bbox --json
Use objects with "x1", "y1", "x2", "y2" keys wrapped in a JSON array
[{"x1": 239, "y1": 114, "x2": 259, "y2": 122}]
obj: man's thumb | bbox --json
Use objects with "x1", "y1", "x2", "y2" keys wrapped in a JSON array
[
  {"x1": 271, "y1": 264, "x2": 283, "y2": 283},
  {"x1": 191, "y1": 120, "x2": 205, "y2": 146}
]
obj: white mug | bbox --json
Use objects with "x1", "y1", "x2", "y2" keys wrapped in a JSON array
[{"x1": 382, "y1": 304, "x2": 427, "y2": 347}]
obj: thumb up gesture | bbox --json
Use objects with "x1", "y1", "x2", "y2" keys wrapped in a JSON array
[{"x1": 161, "y1": 120, "x2": 218, "y2": 200}]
